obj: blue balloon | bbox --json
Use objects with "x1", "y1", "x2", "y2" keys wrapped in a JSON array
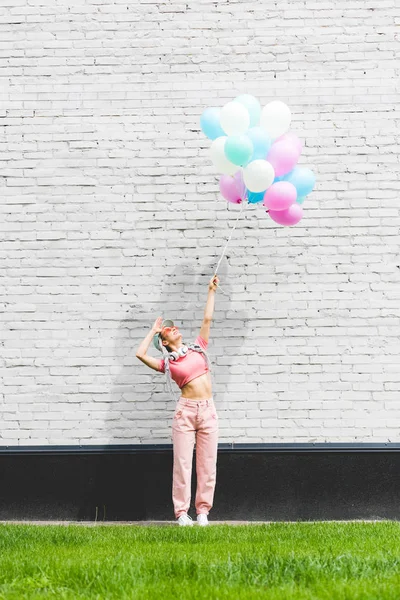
[
  {"x1": 235, "y1": 94, "x2": 261, "y2": 127},
  {"x1": 200, "y1": 107, "x2": 225, "y2": 140},
  {"x1": 247, "y1": 127, "x2": 272, "y2": 161},
  {"x1": 283, "y1": 167, "x2": 316, "y2": 197},
  {"x1": 296, "y1": 196, "x2": 306, "y2": 204},
  {"x1": 247, "y1": 189, "x2": 265, "y2": 204}
]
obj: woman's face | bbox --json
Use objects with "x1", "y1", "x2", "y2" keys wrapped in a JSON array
[{"x1": 161, "y1": 326, "x2": 182, "y2": 347}]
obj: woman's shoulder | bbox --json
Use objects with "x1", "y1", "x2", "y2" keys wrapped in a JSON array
[{"x1": 193, "y1": 335, "x2": 208, "y2": 350}]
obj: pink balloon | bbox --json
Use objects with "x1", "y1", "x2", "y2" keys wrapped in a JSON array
[
  {"x1": 268, "y1": 203, "x2": 303, "y2": 226},
  {"x1": 275, "y1": 132, "x2": 303, "y2": 154},
  {"x1": 266, "y1": 140, "x2": 300, "y2": 177},
  {"x1": 263, "y1": 181, "x2": 297, "y2": 211},
  {"x1": 219, "y1": 175, "x2": 242, "y2": 204}
]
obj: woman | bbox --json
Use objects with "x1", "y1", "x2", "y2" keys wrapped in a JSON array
[{"x1": 136, "y1": 275, "x2": 220, "y2": 526}]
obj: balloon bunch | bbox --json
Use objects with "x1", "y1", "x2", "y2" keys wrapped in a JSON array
[{"x1": 200, "y1": 95, "x2": 316, "y2": 226}]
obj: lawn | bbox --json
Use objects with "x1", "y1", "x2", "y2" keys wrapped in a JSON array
[{"x1": 0, "y1": 521, "x2": 399, "y2": 599}]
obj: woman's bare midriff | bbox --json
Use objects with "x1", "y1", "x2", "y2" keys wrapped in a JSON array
[{"x1": 179, "y1": 372, "x2": 212, "y2": 401}]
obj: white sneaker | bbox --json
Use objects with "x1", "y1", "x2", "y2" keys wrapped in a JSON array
[
  {"x1": 177, "y1": 513, "x2": 193, "y2": 526},
  {"x1": 197, "y1": 513, "x2": 209, "y2": 526}
]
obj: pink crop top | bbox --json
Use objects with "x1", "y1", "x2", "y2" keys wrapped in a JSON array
[{"x1": 158, "y1": 335, "x2": 209, "y2": 388}]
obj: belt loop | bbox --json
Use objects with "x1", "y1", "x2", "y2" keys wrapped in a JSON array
[{"x1": 207, "y1": 399, "x2": 209, "y2": 406}]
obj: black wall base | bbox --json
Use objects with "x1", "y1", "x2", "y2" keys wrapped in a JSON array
[{"x1": 0, "y1": 444, "x2": 399, "y2": 522}]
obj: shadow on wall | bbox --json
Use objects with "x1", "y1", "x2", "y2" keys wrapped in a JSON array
[{"x1": 109, "y1": 259, "x2": 252, "y2": 444}]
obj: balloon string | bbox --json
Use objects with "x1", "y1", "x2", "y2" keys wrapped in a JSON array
[{"x1": 213, "y1": 180, "x2": 248, "y2": 295}]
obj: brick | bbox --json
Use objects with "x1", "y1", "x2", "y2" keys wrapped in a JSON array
[{"x1": 1, "y1": 0, "x2": 398, "y2": 444}]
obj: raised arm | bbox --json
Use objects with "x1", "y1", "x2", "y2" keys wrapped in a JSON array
[
  {"x1": 136, "y1": 317, "x2": 164, "y2": 371},
  {"x1": 200, "y1": 275, "x2": 219, "y2": 342}
]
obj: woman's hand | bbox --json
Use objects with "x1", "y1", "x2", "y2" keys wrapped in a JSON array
[
  {"x1": 152, "y1": 316, "x2": 163, "y2": 333},
  {"x1": 209, "y1": 275, "x2": 220, "y2": 292}
]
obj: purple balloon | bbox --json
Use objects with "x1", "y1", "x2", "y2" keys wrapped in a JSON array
[
  {"x1": 233, "y1": 170, "x2": 246, "y2": 199},
  {"x1": 219, "y1": 174, "x2": 242, "y2": 204},
  {"x1": 268, "y1": 203, "x2": 303, "y2": 226},
  {"x1": 263, "y1": 181, "x2": 297, "y2": 211},
  {"x1": 275, "y1": 132, "x2": 303, "y2": 154},
  {"x1": 267, "y1": 140, "x2": 300, "y2": 177}
]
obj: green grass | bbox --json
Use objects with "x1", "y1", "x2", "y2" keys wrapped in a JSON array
[{"x1": 0, "y1": 522, "x2": 400, "y2": 599}]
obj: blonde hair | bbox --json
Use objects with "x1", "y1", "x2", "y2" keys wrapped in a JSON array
[{"x1": 159, "y1": 340, "x2": 213, "y2": 401}]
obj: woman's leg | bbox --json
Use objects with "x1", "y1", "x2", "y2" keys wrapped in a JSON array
[
  {"x1": 195, "y1": 400, "x2": 219, "y2": 516},
  {"x1": 172, "y1": 402, "x2": 196, "y2": 518}
]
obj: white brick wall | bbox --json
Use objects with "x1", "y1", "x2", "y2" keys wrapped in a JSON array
[{"x1": 1, "y1": 0, "x2": 399, "y2": 445}]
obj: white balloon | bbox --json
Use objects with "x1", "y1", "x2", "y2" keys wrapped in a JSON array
[
  {"x1": 220, "y1": 101, "x2": 250, "y2": 136},
  {"x1": 260, "y1": 101, "x2": 291, "y2": 139},
  {"x1": 243, "y1": 160, "x2": 275, "y2": 193},
  {"x1": 209, "y1": 136, "x2": 237, "y2": 175}
]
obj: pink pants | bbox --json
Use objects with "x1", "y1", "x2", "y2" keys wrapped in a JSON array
[{"x1": 172, "y1": 396, "x2": 219, "y2": 518}]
